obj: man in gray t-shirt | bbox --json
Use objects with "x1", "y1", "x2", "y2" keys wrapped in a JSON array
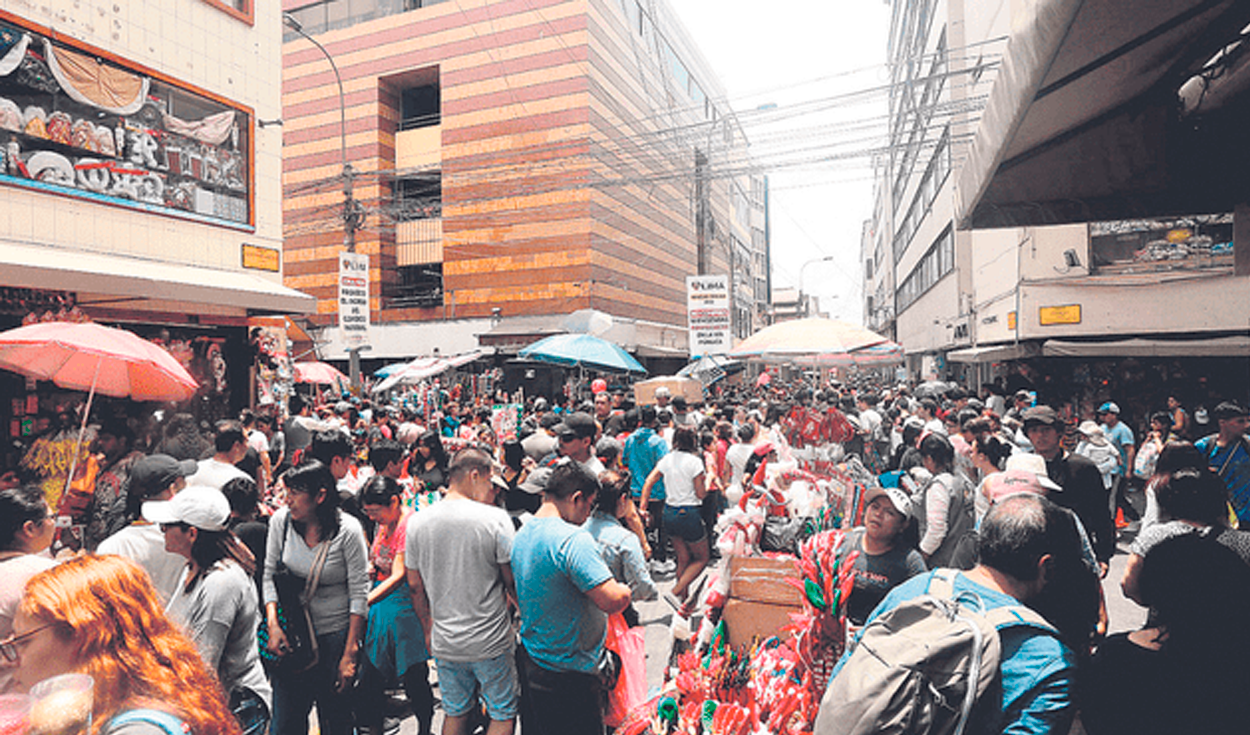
[{"x1": 406, "y1": 448, "x2": 518, "y2": 733}]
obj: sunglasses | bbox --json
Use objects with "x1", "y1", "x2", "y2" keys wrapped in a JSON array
[{"x1": 0, "y1": 623, "x2": 57, "y2": 662}]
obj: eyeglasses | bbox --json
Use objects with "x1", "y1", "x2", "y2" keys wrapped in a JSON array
[{"x1": 0, "y1": 623, "x2": 57, "y2": 662}]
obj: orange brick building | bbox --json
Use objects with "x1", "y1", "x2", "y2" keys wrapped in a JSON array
[{"x1": 281, "y1": 0, "x2": 770, "y2": 362}]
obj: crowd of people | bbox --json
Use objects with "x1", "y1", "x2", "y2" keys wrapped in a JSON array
[{"x1": 0, "y1": 372, "x2": 1248, "y2": 735}]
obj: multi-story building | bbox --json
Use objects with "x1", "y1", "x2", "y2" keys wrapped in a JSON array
[
  {"x1": 0, "y1": 2, "x2": 312, "y2": 423},
  {"x1": 280, "y1": 0, "x2": 769, "y2": 367},
  {"x1": 868, "y1": 0, "x2": 1250, "y2": 414}
]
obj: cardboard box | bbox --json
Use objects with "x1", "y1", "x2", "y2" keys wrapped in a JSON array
[
  {"x1": 722, "y1": 598, "x2": 801, "y2": 648},
  {"x1": 729, "y1": 555, "x2": 804, "y2": 606},
  {"x1": 633, "y1": 376, "x2": 704, "y2": 406}
]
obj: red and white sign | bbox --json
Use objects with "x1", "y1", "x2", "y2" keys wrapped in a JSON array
[
  {"x1": 686, "y1": 274, "x2": 732, "y2": 355},
  {"x1": 338, "y1": 252, "x2": 370, "y2": 345}
]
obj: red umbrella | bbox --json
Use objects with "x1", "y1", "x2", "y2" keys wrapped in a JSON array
[
  {"x1": 293, "y1": 361, "x2": 349, "y2": 386},
  {"x1": 0, "y1": 321, "x2": 197, "y2": 401},
  {"x1": 0, "y1": 320, "x2": 199, "y2": 510}
]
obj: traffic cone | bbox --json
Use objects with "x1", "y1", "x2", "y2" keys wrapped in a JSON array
[{"x1": 1115, "y1": 507, "x2": 1129, "y2": 529}]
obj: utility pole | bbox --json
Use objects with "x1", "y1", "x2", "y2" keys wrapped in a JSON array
[{"x1": 285, "y1": 13, "x2": 368, "y2": 391}]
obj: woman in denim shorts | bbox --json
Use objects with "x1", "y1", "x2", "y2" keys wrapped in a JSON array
[{"x1": 641, "y1": 426, "x2": 708, "y2": 604}]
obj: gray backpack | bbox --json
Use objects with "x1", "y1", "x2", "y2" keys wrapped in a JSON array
[{"x1": 814, "y1": 570, "x2": 1055, "y2": 735}]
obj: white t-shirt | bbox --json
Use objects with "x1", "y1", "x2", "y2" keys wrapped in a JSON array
[
  {"x1": 188, "y1": 457, "x2": 249, "y2": 491},
  {"x1": 98, "y1": 523, "x2": 188, "y2": 603},
  {"x1": 725, "y1": 443, "x2": 754, "y2": 490},
  {"x1": 656, "y1": 451, "x2": 705, "y2": 507},
  {"x1": 247, "y1": 430, "x2": 270, "y2": 454}
]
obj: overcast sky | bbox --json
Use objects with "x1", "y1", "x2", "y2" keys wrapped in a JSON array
[{"x1": 668, "y1": 0, "x2": 892, "y2": 326}]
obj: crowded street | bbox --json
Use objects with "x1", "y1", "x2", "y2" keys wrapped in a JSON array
[{"x1": 2, "y1": 2, "x2": 1250, "y2": 735}]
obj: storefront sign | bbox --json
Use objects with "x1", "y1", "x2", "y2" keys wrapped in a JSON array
[
  {"x1": 241, "y1": 243, "x2": 279, "y2": 271},
  {"x1": 686, "y1": 274, "x2": 731, "y2": 355},
  {"x1": 1039, "y1": 304, "x2": 1082, "y2": 326},
  {"x1": 0, "y1": 21, "x2": 252, "y2": 226},
  {"x1": 338, "y1": 252, "x2": 370, "y2": 345}
]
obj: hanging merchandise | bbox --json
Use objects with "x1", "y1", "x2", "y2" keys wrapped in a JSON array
[{"x1": 617, "y1": 529, "x2": 857, "y2": 735}]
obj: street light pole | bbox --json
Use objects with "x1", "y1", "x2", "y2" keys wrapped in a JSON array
[
  {"x1": 799, "y1": 255, "x2": 835, "y2": 317},
  {"x1": 285, "y1": 13, "x2": 366, "y2": 392},
  {"x1": 283, "y1": 13, "x2": 358, "y2": 253}
]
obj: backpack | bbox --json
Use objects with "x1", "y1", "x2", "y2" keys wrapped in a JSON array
[{"x1": 814, "y1": 570, "x2": 1055, "y2": 735}]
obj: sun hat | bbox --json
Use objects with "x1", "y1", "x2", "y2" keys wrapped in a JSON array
[
  {"x1": 1077, "y1": 420, "x2": 1110, "y2": 447},
  {"x1": 1003, "y1": 453, "x2": 1061, "y2": 491}
]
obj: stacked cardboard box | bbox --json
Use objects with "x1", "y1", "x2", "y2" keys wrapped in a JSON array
[{"x1": 722, "y1": 555, "x2": 804, "y2": 648}]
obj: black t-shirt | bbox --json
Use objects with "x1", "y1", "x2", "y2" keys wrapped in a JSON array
[
  {"x1": 839, "y1": 528, "x2": 927, "y2": 625},
  {"x1": 1082, "y1": 634, "x2": 1173, "y2": 735},
  {"x1": 1046, "y1": 452, "x2": 1115, "y2": 562}
]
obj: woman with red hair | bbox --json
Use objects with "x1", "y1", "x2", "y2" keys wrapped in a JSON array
[{"x1": 1, "y1": 554, "x2": 241, "y2": 735}]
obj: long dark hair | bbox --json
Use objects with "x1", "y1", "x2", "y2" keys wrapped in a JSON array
[
  {"x1": 415, "y1": 429, "x2": 449, "y2": 469},
  {"x1": 283, "y1": 460, "x2": 341, "y2": 538},
  {"x1": 0, "y1": 485, "x2": 47, "y2": 551},
  {"x1": 186, "y1": 529, "x2": 256, "y2": 589}
]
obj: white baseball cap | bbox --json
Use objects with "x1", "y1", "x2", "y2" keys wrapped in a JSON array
[{"x1": 143, "y1": 486, "x2": 231, "y2": 532}]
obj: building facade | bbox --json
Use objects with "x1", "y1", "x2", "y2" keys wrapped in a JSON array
[
  {"x1": 0, "y1": 1, "x2": 311, "y2": 424},
  {"x1": 867, "y1": 0, "x2": 1250, "y2": 416},
  {"x1": 280, "y1": 0, "x2": 769, "y2": 363}
]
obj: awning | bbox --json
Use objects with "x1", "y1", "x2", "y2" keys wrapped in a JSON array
[
  {"x1": 0, "y1": 239, "x2": 315, "y2": 314},
  {"x1": 956, "y1": 0, "x2": 1250, "y2": 229},
  {"x1": 1042, "y1": 336, "x2": 1250, "y2": 358},
  {"x1": 947, "y1": 342, "x2": 1042, "y2": 364}
]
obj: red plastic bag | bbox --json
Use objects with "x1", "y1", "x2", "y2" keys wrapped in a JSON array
[{"x1": 603, "y1": 612, "x2": 647, "y2": 727}]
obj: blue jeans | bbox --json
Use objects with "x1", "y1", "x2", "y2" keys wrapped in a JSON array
[{"x1": 271, "y1": 628, "x2": 353, "y2": 735}]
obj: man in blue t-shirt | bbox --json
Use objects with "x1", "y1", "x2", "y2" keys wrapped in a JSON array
[
  {"x1": 821, "y1": 494, "x2": 1084, "y2": 735},
  {"x1": 512, "y1": 460, "x2": 631, "y2": 735},
  {"x1": 1197, "y1": 401, "x2": 1250, "y2": 525},
  {"x1": 624, "y1": 405, "x2": 671, "y2": 571},
  {"x1": 1099, "y1": 402, "x2": 1136, "y2": 524}
]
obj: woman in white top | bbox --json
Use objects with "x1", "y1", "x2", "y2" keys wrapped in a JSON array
[
  {"x1": 0, "y1": 485, "x2": 56, "y2": 694},
  {"x1": 640, "y1": 426, "x2": 707, "y2": 603}
]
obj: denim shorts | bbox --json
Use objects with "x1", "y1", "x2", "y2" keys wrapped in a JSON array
[
  {"x1": 663, "y1": 504, "x2": 706, "y2": 543},
  {"x1": 435, "y1": 651, "x2": 520, "y2": 720}
]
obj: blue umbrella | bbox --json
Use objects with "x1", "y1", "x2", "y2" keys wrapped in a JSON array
[{"x1": 519, "y1": 333, "x2": 647, "y2": 375}]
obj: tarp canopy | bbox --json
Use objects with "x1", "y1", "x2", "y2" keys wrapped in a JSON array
[
  {"x1": 372, "y1": 350, "x2": 484, "y2": 393},
  {"x1": 1042, "y1": 335, "x2": 1250, "y2": 358},
  {"x1": 728, "y1": 318, "x2": 887, "y2": 360},
  {"x1": 957, "y1": 0, "x2": 1250, "y2": 229},
  {"x1": 947, "y1": 342, "x2": 1043, "y2": 364}
]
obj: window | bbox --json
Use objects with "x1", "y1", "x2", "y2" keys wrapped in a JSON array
[
  {"x1": 400, "y1": 84, "x2": 440, "y2": 130},
  {"x1": 895, "y1": 226, "x2": 954, "y2": 311},
  {"x1": 393, "y1": 173, "x2": 441, "y2": 220},
  {"x1": 891, "y1": 126, "x2": 950, "y2": 262},
  {"x1": 201, "y1": 0, "x2": 253, "y2": 25},
  {"x1": 390, "y1": 264, "x2": 444, "y2": 309}
]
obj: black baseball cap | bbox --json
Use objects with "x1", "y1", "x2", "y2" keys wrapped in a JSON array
[
  {"x1": 554, "y1": 412, "x2": 597, "y2": 439},
  {"x1": 130, "y1": 454, "x2": 198, "y2": 498}
]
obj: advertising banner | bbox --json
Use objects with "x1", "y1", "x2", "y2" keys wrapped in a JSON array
[
  {"x1": 338, "y1": 252, "x2": 370, "y2": 345},
  {"x1": 686, "y1": 274, "x2": 732, "y2": 356}
]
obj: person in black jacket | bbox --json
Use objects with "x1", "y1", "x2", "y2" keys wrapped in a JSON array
[{"x1": 1023, "y1": 406, "x2": 1115, "y2": 574}]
